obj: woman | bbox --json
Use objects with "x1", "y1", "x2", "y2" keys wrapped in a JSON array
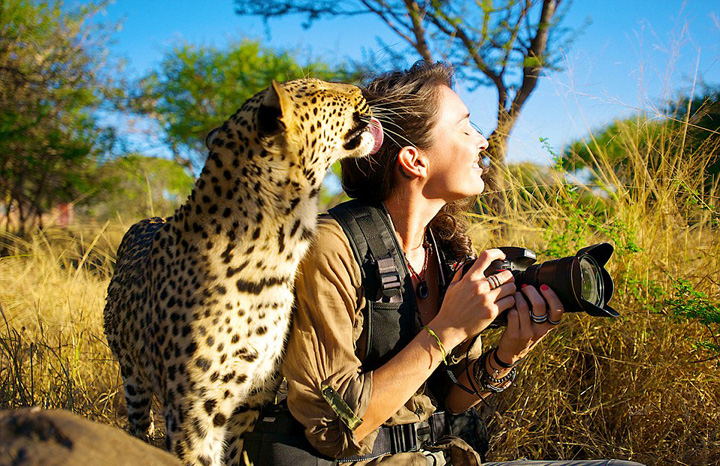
[{"x1": 281, "y1": 61, "x2": 642, "y2": 466}]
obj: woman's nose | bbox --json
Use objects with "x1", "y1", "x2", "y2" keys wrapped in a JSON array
[{"x1": 477, "y1": 133, "x2": 489, "y2": 151}]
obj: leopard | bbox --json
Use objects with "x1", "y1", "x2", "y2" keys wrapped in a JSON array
[{"x1": 103, "y1": 78, "x2": 382, "y2": 466}]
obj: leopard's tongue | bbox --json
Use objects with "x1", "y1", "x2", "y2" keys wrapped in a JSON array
[{"x1": 368, "y1": 117, "x2": 384, "y2": 155}]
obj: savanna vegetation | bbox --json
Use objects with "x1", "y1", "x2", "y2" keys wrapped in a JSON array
[{"x1": 1, "y1": 1, "x2": 718, "y2": 465}]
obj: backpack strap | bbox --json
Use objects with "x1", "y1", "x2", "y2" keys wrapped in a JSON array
[
  {"x1": 329, "y1": 200, "x2": 415, "y2": 367},
  {"x1": 328, "y1": 200, "x2": 406, "y2": 301}
]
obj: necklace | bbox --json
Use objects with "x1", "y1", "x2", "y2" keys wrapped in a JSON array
[{"x1": 405, "y1": 238, "x2": 432, "y2": 299}]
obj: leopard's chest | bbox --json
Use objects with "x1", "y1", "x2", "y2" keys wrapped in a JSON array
[{"x1": 142, "y1": 217, "x2": 311, "y2": 356}]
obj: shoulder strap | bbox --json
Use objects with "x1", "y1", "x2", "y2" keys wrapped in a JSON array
[
  {"x1": 328, "y1": 200, "x2": 405, "y2": 301},
  {"x1": 328, "y1": 200, "x2": 461, "y2": 371}
]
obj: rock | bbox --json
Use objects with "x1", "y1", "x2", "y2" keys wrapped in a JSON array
[{"x1": 0, "y1": 408, "x2": 180, "y2": 466}]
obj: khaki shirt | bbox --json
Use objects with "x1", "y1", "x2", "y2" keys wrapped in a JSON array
[{"x1": 283, "y1": 216, "x2": 484, "y2": 465}]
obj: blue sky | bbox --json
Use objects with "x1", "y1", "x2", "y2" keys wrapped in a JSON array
[{"x1": 97, "y1": 0, "x2": 720, "y2": 164}]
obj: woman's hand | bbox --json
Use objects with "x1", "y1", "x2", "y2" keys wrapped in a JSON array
[
  {"x1": 430, "y1": 249, "x2": 516, "y2": 350},
  {"x1": 496, "y1": 284, "x2": 565, "y2": 365}
]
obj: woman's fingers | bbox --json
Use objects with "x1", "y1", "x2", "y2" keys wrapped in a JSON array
[
  {"x1": 497, "y1": 284, "x2": 566, "y2": 364},
  {"x1": 520, "y1": 284, "x2": 547, "y2": 323},
  {"x1": 505, "y1": 307, "x2": 520, "y2": 334},
  {"x1": 540, "y1": 285, "x2": 564, "y2": 325},
  {"x1": 495, "y1": 294, "x2": 516, "y2": 312},
  {"x1": 492, "y1": 279, "x2": 516, "y2": 299},
  {"x1": 466, "y1": 249, "x2": 505, "y2": 280},
  {"x1": 515, "y1": 291, "x2": 532, "y2": 332}
]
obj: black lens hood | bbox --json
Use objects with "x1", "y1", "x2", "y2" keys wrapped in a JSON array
[{"x1": 576, "y1": 242, "x2": 618, "y2": 317}]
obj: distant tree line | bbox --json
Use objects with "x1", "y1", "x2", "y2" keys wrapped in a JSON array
[
  {"x1": 2, "y1": 0, "x2": 717, "y2": 236},
  {"x1": 0, "y1": 0, "x2": 119, "y2": 234},
  {"x1": 0, "y1": 0, "x2": 351, "y2": 234}
]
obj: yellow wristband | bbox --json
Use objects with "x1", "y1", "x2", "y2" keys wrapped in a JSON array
[{"x1": 423, "y1": 326, "x2": 448, "y2": 365}]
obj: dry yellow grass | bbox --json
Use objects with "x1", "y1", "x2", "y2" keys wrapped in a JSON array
[
  {"x1": 469, "y1": 115, "x2": 720, "y2": 465},
  {"x1": 0, "y1": 224, "x2": 127, "y2": 425},
  {"x1": 0, "y1": 117, "x2": 718, "y2": 465}
]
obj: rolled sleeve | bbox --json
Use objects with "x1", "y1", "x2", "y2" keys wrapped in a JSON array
[{"x1": 283, "y1": 217, "x2": 377, "y2": 458}]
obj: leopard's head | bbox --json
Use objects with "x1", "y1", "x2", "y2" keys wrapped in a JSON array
[{"x1": 207, "y1": 78, "x2": 381, "y2": 182}]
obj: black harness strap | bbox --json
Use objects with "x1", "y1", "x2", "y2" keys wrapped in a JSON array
[
  {"x1": 329, "y1": 200, "x2": 404, "y2": 300},
  {"x1": 329, "y1": 200, "x2": 419, "y2": 369}
]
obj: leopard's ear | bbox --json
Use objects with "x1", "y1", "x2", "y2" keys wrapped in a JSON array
[
  {"x1": 205, "y1": 127, "x2": 219, "y2": 149},
  {"x1": 257, "y1": 80, "x2": 293, "y2": 137}
]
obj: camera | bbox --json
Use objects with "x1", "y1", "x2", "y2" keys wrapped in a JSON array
[{"x1": 460, "y1": 243, "x2": 619, "y2": 327}]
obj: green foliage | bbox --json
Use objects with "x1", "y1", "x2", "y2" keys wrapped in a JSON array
[
  {"x1": 132, "y1": 39, "x2": 356, "y2": 170},
  {"x1": 621, "y1": 275, "x2": 666, "y2": 313},
  {"x1": 563, "y1": 117, "x2": 666, "y2": 177},
  {"x1": 539, "y1": 181, "x2": 640, "y2": 259},
  {"x1": 664, "y1": 279, "x2": 720, "y2": 361},
  {"x1": 562, "y1": 90, "x2": 720, "y2": 191},
  {"x1": 0, "y1": 0, "x2": 120, "y2": 234},
  {"x1": 85, "y1": 155, "x2": 193, "y2": 221}
]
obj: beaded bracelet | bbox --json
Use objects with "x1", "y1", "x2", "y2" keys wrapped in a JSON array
[
  {"x1": 474, "y1": 350, "x2": 517, "y2": 393},
  {"x1": 423, "y1": 326, "x2": 448, "y2": 365}
]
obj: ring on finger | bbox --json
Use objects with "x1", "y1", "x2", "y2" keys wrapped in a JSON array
[
  {"x1": 547, "y1": 317, "x2": 561, "y2": 325},
  {"x1": 487, "y1": 274, "x2": 502, "y2": 290},
  {"x1": 530, "y1": 309, "x2": 548, "y2": 324}
]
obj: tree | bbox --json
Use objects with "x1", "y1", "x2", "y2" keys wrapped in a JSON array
[
  {"x1": 234, "y1": 0, "x2": 578, "y2": 213},
  {"x1": 85, "y1": 155, "x2": 194, "y2": 222},
  {"x1": 0, "y1": 0, "x2": 120, "y2": 235},
  {"x1": 131, "y1": 39, "x2": 358, "y2": 171}
]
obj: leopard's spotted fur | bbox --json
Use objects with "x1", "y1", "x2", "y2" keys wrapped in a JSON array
[{"x1": 104, "y1": 79, "x2": 377, "y2": 466}]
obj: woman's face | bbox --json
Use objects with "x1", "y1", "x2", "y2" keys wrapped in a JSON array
[{"x1": 421, "y1": 85, "x2": 489, "y2": 201}]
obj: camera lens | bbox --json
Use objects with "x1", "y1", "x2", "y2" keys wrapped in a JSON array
[
  {"x1": 579, "y1": 255, "x2": 604, "y2": 306},
  {"x1": 470, "y1": 243, "x2": 618, "y2": 327}
]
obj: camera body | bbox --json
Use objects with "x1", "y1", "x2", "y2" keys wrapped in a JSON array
[{"x1": 461, "y1": 243, "x2": 619, "y2": 328}]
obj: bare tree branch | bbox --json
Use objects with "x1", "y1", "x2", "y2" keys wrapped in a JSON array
[
  {"x1": 403, "y1": 0, "x2": 434, "y2": 61},
  {"x1": 499, "y1": 0, "x2": 531, "y2": 76},
  {"x1": 359, "y1": 0, "x2": 417, "y2": 51},
  {"x1": 510, "y1": 0, "x2": 557, "y2": 119}
]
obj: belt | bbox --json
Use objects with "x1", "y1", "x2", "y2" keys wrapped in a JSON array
[{"x1": 338, "y1": 411, "x2": 448, "y2": 463}]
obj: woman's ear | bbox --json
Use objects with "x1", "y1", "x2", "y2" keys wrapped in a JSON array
[{"x1": 397, "y1": 146, "x2": 428, "y2": 179}]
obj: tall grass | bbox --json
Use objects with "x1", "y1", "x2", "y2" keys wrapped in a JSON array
[
  {"x1": 471, "y1": 112, "x2": 720, "y2": 464},
  {"x1": 0, "y1": 225, "x2": 127, "y2": 426},
  {"x1": 0, "y1": 119, "x2": 717, "y2": 465}
]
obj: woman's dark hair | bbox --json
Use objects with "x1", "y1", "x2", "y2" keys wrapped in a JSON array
[{"x1": 341, "y1": 61, "x2": 474, "y2": 261}]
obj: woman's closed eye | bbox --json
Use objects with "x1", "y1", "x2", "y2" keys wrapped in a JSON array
[
  {"x1": 470, "y1": 121, "x2": 484, "y2": 137},
  {"x1": 461, "y1": 121, "x2": 473, "y2": 136}
]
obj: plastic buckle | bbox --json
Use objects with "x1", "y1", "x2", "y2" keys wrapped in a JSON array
[
  {"x1": 390, "y1": 423, "x2": 419, "y2": 453},
  {"x1": 376, "y1": 256, "x2": 402, "y2": 297}
]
